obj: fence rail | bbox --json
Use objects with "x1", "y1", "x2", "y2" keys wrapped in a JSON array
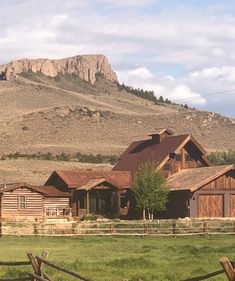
[
  {"x1": 0, "y1": 251, "x2": 94, "y2": 281},
  {"x1": 1, "y1": 220, "x2": 235, "y2": 236},
  {"x1": 0, "y1": 252, "x2": 235, "y2": 281}
]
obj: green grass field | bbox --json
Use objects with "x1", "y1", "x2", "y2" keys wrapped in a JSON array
[{"x1": 0, "y1": 235, "x2": 234, "y2": 281}]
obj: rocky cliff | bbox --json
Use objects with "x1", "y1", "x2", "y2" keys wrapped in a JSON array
[{"x1": 0, "y1": 54, "x2": 118, "y2": 83}]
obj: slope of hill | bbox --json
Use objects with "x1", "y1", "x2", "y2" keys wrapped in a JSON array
[{"x1": 0, "y1": 55, "x2": 234, "y2": 160}]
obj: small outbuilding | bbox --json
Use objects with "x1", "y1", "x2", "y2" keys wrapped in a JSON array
[
  {"x1": 0, "y1": 183, "x2": 71, "y2": 219},
  {"x1": 167, "y1": 165, "x2": 235, "y2": 218}
]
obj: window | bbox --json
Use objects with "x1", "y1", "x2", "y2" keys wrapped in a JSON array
[
  {"x1": 186, "y1": 153, "x2": 193, "y2": 161},
  {"x1": 175, "y1": 154, "x2": 182, "y2": 161},
  {"x1": 164, "y1": 163, "x2": 171, "y2": 171},
  {"x1": 18, "y1": 195, "x2": 26, "y2": 210}
]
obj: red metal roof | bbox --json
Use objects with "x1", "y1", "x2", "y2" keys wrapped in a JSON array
[
  {"x1": 112, "y1": 134, "x2": 200, "y2": 172},
  {"x1": 54, "y1": 170, "x2": 132, "y2": 189},
  {"x1": 0, "y1": 183, "x2": 70, "y2": 197}
]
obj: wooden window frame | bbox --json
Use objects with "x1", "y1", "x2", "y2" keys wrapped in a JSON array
[{"x1": 18, "y1": 195, "x2": 27, "y2": 210}]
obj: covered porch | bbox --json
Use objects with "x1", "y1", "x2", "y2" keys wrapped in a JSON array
[{"x1": 72, "y1": 178, "x2": 122, "y2": 217}]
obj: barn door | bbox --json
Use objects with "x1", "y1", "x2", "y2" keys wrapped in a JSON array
[
  {"x1": 198, "y1": 194, "x2": 224, "y2": 217},
  {"x1": 230, "y1": 195, "x2": 235, "y2": 217}
]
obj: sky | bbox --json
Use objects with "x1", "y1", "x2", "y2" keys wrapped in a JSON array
[{"x1": 1, "y1": 0, "x2": 235, "y2": 117}]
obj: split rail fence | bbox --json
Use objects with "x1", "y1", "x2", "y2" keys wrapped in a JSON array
[
  {"x1": 1, "y1": 220, "x2": 235, "y2": 236},
  {"x1": 0, "y1": 251, "x2": 94, "y2": 281},
  {"x1": 0, "y1": 252, "x2": 235, "y2": 281}
]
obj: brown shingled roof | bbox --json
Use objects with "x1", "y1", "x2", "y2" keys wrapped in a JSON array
[
  {"x1": 54, "y1": 170, "x2": 132, "y2": 189},
  {"x1": 0, "y1": 183, "x2": 70, "y2": 197},
  {"x1": 113, "y1": 134, "x2": 192, "y2": 172},
  {"x1": 168, "y1": 165, "x2": 235, "y2": 192}
]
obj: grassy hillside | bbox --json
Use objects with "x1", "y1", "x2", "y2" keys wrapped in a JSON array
[
  {"x1": 0, "y1": 73, "x2": 234, "y2": 158},
  {"x1": 0, "y1": 159, "x2": 111, "y2": 185}
]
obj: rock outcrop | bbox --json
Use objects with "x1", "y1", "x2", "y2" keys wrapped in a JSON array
[{"x1": 0, "y1": 54, "x2": 118, "y2": 83}]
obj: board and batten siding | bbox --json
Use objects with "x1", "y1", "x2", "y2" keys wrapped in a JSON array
[
  {"x1": 190, "y1": 171, "x2": 235, "y2": 218},
  {"x1": 1, "y1": 188, "x2": 43, "y2": 218}
]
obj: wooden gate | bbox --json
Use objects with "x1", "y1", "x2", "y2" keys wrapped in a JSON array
[
  {"x1": 198, "y1": 194, "x2": 224, "y2": 217},
  {"x1": 230, "y1": 195, "x2": 235, "y2": 217}
]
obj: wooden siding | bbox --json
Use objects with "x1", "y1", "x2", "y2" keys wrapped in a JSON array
[
  {"x1": 162, "y1": 146, "x2": 204, "y2": 177},
  {"x1": 201, "y1": 171, "x2": 235, "y2": 190},
  {"x1": 43, "y1": 197, "x2": 70, "y2": 209},
  {"x1": 1, "y1": 188, "x2": 43, "y2": 218}
]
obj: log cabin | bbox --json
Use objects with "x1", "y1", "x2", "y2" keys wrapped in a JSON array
[{"x1": 0, "y1": 183, "x2": 71, "y2": 219}]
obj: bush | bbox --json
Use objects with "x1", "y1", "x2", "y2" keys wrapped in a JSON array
[
  {"x1": 80, "y1": 214, "x2": 98, "y2": 221},
  {"x1": 0, "y1": 151, "x2": 118, "y2": 165},
  {"x1": 208, "y1": 149, "x2": 235, "y2": 165}
]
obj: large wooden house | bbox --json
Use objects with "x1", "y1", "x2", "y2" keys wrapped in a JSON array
[
  {"x1": 113, "y1": 129, "x2": 235, "y2": 218},
  {"x1": 0, "y1": 129, "x2": 234, "y2": 219}
]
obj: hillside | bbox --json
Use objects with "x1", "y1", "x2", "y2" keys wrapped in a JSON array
[{"x1": 0, "y1": 55, "x2": 234, "y2": 161}]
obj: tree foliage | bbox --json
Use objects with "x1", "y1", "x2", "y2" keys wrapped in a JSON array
[
  {"x1": 208, "y1": 149, "x2": 235, "y2": 165},
  {"x1": 133, "y1": 163, "x2": 169, "y2": 220}
]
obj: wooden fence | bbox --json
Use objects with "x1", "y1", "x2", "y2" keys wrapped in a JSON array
[
  {"x1": 0, "y1": 252, "x2": 235, "y2": 281},
  {"x1": 1, "y1": 220, "x2": 235, "y2": 236},
  {"x1": 0, "y1": 251, "x2": 94, "y2": 281}
]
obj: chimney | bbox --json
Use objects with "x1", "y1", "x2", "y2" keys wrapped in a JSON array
[{"x1": 149, "y1": 128, "x2": 173, "y2": 143}]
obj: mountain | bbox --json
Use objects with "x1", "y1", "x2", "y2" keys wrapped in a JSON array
[
  {"x1": 0, "y1": 54, "x2": 234, "y2": 159},
  {"x1": 0, "y1": 54, "x2": 117, "y2": 83}
]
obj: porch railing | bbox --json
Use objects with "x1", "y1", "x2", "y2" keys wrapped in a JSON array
[{"x1": 43, "y1": 207, "x2": 72, "y2": 217}]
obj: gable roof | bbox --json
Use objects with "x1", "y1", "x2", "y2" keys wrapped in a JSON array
[
  {"x1": 168, "y1": 165, "x2": 235, "y2": 192},
  {"x1": 53, "y1": 170, "x2": 132, "y2": 189},
  {"x1": 77, "y1": 178, "x2": 122, "y2": 191},
  {"x1": 0, "y1": 183, "x2": 70, "y2": 197},
  {"x1": 113, "y1": 134, "x2": 208, "y2": 172}
]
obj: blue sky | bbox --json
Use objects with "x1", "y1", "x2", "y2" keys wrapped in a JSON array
[{"x1": 1, "y1": 0, "x2": 235, "y2": 117}]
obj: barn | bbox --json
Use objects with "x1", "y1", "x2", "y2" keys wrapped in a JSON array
[
  {"x1": 0, "y1": 183, "x2": 71, "y2": 219},
  {"x1": 167, "y1": 165, "x2": 235, "y2": 218}
]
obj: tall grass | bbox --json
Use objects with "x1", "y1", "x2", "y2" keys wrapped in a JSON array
[{"x1": 0, "y1": 236, "x2": 233, "y2": 281}]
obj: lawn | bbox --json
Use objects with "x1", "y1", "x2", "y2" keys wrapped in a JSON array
[{"x1": 0, "y1": 235, "x2": 233, "y2": 281}]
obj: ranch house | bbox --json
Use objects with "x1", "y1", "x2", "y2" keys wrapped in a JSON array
[{"x1": 0, "y1": 128, "x2": 234, "y2": 219}]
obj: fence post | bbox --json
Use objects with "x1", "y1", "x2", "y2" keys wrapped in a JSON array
[
  {"x1": 144, "y1": 224, "x2": 149, "y2": 235},
  {"x1": 203, "y1": 222, "x2": 208, "y2": 237},
  {"x1": 219, "y1": 257, "x2": 235, "y2": 281},
  {"x1": 233, "y1": 222, "x2": 235, "y2": 234},
  {"x1": 172, "y1": 222, "x2": 176, "y2": 237},
  {"x1": 110, "y1": 224, "x2": 115, "y2": 235}
]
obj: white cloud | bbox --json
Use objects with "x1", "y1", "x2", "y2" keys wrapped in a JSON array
[
  {"x1": 190, "y1": 66, "x2": 235, "y2": 82},
  {"x1": 118, "y1": 66, "x2": 206, "y2": 106},
  {"x1": 168, "y1": 85, "x2": 206, "y2": 105},
  {"x1": 0, "y1": 0, "x2": 235, "y2": 116}
]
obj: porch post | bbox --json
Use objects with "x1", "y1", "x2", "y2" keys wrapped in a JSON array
[
  {"x1": 116, "y1": 190, "x2": 121, "y2": 212},
  {"x1": 86, "y1": 191, "x2": 90, "y2": 214}
]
